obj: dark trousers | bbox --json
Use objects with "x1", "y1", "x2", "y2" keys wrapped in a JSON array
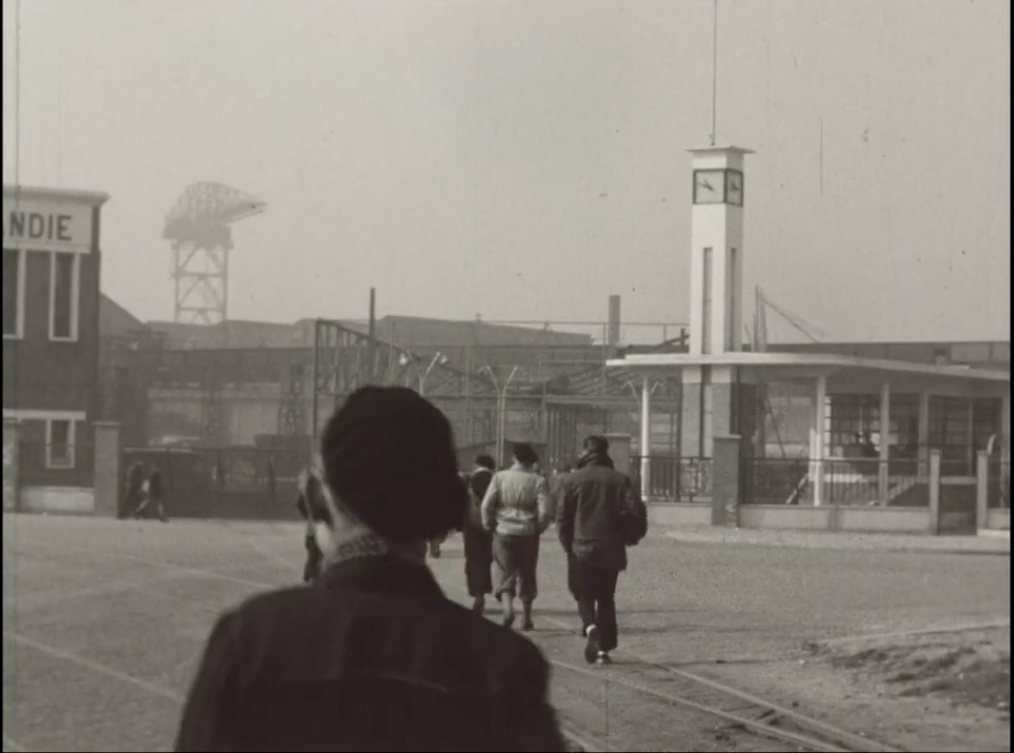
[
  {"x1": 574, "y1": 561, "x2": 620, "y2": 652},
  {"x1": 566, "y1": 553, "x2": 581, "y2": 602},
  {"x1": 493, "y1": 534, "x2": 540, "y2": 603},
  {"x1": 428, "y1": 534, "x2": 446, "y2": 557},
  {"x1": 303, "y1": 533, "x2": 324, "y2": 583},
  {"x1": 462, "y1": 525, "x2": 493, "y2": 598},
  {"x1": 119, "y1": 489, "x2": 141, "y2": 519}
]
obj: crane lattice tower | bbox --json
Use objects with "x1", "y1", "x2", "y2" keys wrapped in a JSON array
[{"x1": 163, "y1": 182, "x2": 266, "y2": 324}]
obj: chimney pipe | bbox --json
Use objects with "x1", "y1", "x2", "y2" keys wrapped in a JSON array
[{"x1": 607, "y1": 295, "x2": 621, "y2": 346}]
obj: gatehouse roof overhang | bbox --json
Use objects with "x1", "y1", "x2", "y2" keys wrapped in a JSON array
[{"x1": 607, "y1": 352, "x2": 1010, "y2": 388}]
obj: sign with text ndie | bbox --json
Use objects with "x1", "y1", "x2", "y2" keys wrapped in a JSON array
[{"x1": 2, "y1": 196, "x2": 94, "y2": 253}]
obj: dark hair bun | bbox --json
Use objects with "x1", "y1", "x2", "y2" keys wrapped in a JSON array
[
  {"x1": 320, "y1": 386, "x2": 468, "y2": 543},
  {"x1": 513, "y1": 442, "x2": 539, "y2": 466}
]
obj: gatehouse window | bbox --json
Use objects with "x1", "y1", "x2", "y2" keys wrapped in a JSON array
[{"x1": 49, "y1": 251, "x2": 80, "y2": 341}]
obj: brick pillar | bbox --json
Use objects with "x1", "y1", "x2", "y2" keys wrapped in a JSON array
[
  {"x1": 603, "y1": 433, "x2": 633, "y2": 476},
  {"x1": 3, "y1": 418, "x2": 19, "y2": 513},
  {"x1": 928, "y1": 450, "x2": 941, "y2": 536},
  {"x1": 681, "y1": 373, "x2": 703, "y2": 458},
  {"x1": 976, "y1": 450, "x2": 989, "y2": 532},
  {"x1": 93, "y1": 422, "x2": 121, "y2": 517},
  {"x1": 712, "y1": 434, "x2": 742, "y2": 527}
]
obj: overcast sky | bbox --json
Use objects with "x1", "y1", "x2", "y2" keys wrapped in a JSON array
[{"x1": 2, "y1": 0, "x2": 1010, "y2": 342}]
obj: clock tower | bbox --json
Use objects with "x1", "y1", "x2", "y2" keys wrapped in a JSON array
[{"x1": 683, "y1": 145, "x2": 753, "y2": 457}]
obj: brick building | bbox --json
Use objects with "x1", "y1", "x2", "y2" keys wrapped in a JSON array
[{"x1": 3, "y1": 185, "x2": 110, "y2": 513}]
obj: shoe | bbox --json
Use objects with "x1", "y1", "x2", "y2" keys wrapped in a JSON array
[
  {"x1": 584, "y1": 625, "x2": 601, "y2": 665},
  {"x1": 471, "y1": 597, "x2": 485, "y2": 615},
  {"x1": 160, "y1": 517, "x2": 169, "y2": 523},
  {"x1": 521, "y1": 619, "x2": 534, "y2": 632},
  {"x1": 596, "y1": 651, "x2": 612, "y2": 666}
]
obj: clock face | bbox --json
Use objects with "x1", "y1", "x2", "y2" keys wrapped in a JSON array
[
  {"x1": 693, "y1": 169, "x2": 726, "y2": 204},
  {"x1": 726, "y1": 170, "x2": 744, "y2": 206}
]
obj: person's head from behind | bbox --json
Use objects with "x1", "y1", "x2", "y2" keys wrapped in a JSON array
[
  {"x1": 583, "y1": 435, "x2": 610, "y2": 457},
  {"x1": 475, "y1": 454, "x2": 496, "y2": 472},
  {"x1": 315, "y1": 386, "x2": 468, "y2": 558},
  {"x1": 513, "y1": 442, "x2": 539, "y2": 468}
]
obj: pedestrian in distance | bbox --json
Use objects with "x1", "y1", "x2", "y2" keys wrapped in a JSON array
[
  {"x1": 463, "y1": 454, "x2": 497, "y2": 614},
  {"x1": 134, "y1": 467, "x2": 169, "y2": 522},
  {"x1": 557, "y1": 435, "x2": 648, "y2": 666},
  {"x1": 175, "y1": 386, "x2": 566, "y2": 753},
  {"x1": 120, "y1": 460, "x2": 146, "y2": 520},
  {"x1": 294, "y1": 461, "x2": 327, "y2": 584},
  {"x1": 481, "y1": 442, "x2": 553, "y2": 631}
]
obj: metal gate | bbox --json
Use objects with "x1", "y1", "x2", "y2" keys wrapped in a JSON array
[{"x1": 120, "y1": 446, "x2": 304, "y2": 521}]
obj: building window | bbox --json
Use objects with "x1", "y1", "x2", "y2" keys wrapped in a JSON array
[
  {"x1": 46, "y1": 419, "x2": 76, "y2": 469},
  {"x1": 49, "y1": 251, "x2": 80, "y2": 341},
  {"x1": 3, "y1": 248, "x2": 24, "y2": 338}
]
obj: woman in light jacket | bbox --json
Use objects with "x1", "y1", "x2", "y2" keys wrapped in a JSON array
[{"x1": 481, "y1": 443, "x2": 553, "y2": 630}]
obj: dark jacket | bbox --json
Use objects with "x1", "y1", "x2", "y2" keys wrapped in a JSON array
[
  {"x1": 147, "y1": 471, "x2": 164, "y2": 502},
  {"x1": 557, "y1": 454, "x2": 643, "y2": 572},
  {"x1": 464, "y1": 468, "x2": 494, "y2": 530},
  {"x1": 175, "y1": 556, "x2": 566, "y2": 753}
]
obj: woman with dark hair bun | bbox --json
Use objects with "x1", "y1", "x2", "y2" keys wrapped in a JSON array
[
  {"x1": 463, "y1": 453, "x2": 497, "y2": 614},
  {"x1": 481, "y1": 442, "x2": 553, "y2": 631},
  {"x1": 176, "y1": 387, "x2": 566, "y2": 753}
]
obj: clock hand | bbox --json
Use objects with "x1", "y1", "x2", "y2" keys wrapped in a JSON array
[{"x1": 702, "y1": 180, "x2": 714, "y2": 191}]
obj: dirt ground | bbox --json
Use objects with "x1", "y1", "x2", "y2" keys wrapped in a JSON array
[
  {"x1": 4, "y1": 515, "x2": 1011, "y2": 752},
  {"x1": 694, "y1": 624, "x2": 1011, "y2": 753}
]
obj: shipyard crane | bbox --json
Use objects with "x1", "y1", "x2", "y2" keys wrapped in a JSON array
[{"x1": 163, "y1": 182, "x2": 266, "y2": 325}]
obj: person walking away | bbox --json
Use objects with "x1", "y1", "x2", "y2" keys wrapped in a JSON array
[
  {"x1": 175, "y1": 386, "x2": 566, "y2": 752},
  {"x1": 481, "y1": 442, "x2": 553, "y2": 631},
  {"x1": 463, "y1": 454, "x2": 496, "y2": 614},
  {"x1": 558, "y1": 435, "x2": 647, "y2": 665},
  {"x1": 120, "y1": 461, "x2": 145, "y2": 520},
  {"x1": 134, "y1": 467, "x2": 169, "y2": 522},
  {"x1": 551, "y1": 465, "x2": 581, "y2": 605},
  {"x1": 295, "y1": 463, "x2": 327, "y2": 583}
]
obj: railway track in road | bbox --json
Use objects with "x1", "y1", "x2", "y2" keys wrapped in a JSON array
[{"x1": 533, "y1": 615, "x2": 906, "y2": 753}]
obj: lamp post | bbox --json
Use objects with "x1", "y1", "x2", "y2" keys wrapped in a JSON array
[
  {"x1": 482, "y1": 365, "x2": 520, "y2": 467},
  {"x1": 419, "y1": 352, "x2": 448, "y2": 397}
]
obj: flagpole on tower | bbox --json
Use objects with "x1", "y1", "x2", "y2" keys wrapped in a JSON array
[{"x1": 710, "y1": 0, "x2": 719, "y2": 146}]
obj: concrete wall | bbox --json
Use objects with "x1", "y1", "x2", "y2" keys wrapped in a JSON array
[
  {"x1": 93, "y1": 422, "x2": 120, "y2": 516},
  {"x1": 739, "y1": 505, "x2": 834, "y2": 530},
  {"x1": 985, "y1": 508, "x2": 1010, "y2": 530},
  {"x1": 648, "y1": 502, "x2": 712, "y2": 528},
  {"x1": 20, "y1": 486, "x2": 95, "y2": 514},
  {"x1": 835, "y1": 506, "x2": 931, "y2": 533}
]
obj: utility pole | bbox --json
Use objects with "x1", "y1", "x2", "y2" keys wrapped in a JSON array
[{"x1": 367, "y1": 287, "x2": 377, "y2": 384}]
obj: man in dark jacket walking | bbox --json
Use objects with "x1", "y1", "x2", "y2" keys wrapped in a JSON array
[
  {"x1": 176, "y1": 387, "x2": 566, "y2": 752},
  {"x1": 558, "y1": 435, "x2": 647, "y2": 665}
]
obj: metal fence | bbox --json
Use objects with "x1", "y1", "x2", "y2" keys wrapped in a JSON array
[
  {"x1": 742, "y1": 457, "x2": 935, "y2": 507},
  {"x1": 631, "y1": 455, "x2": 712, "y2": 502},
  {"x1": 744, "y1": 457, "x2": 810, "y2": 505},
  {"x1": 121, "y1": 445, "x2": 307, "y2": 521}
]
